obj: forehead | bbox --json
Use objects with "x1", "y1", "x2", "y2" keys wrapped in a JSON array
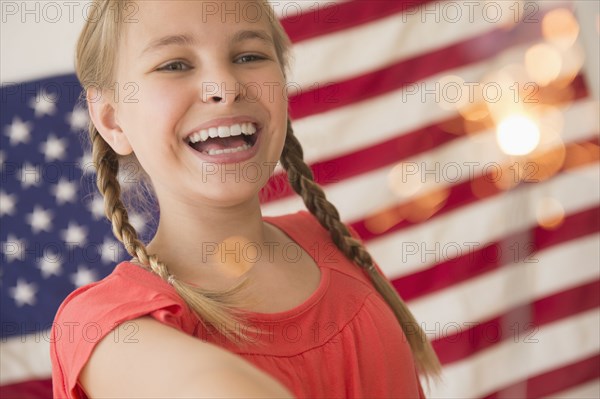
[{"x1": 123, "y1": 0, "x2": 273, "y2": 48}]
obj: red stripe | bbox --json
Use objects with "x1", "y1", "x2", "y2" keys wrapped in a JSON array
[
  {"x1": 349, "y1": 136, "x2": 600, "y2": 242},
  {"x1": 260, "y1": 74, "x2": 590, "y2": 204},
  {"x1": 395, "y1": 206, "x2": 600, "y2": 302},
  {"x1": 0, "y1": 378, "x2": 52, "y2": 399},
  {"x1": 280, "y1": 0, "x2": 433, "y2": 44},
  {"x1": 288, "y1": 14, "x2": 543, "y2": 120},
  {"x1": 432, "y1": 281, "x2": 600, "y2": 365},
  {"x1": 483, "y1": 354, "x2": 600, "y2": 398}
]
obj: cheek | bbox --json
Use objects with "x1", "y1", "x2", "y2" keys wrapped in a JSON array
[
  {"x1": 120, "y1": 83, "x2": 189, "y2": 140},
  {"x1": 135, "y1": 80, "x2": 190, "y2": 116}
]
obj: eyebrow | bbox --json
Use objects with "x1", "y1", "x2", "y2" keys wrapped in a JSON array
[
  {"x1": 141, "y1": 34, "x2": 196, "y2": 56},
  {"x1": 141, "y1": 30, "x2": 274, "y2": 56},
  {"x1": 231, "y1": 29, "x2": 274, "y2": 46}
]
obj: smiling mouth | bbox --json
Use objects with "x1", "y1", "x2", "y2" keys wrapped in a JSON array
[{"x1": 187, "y1": 122, "x2": 258, "y2": 155}]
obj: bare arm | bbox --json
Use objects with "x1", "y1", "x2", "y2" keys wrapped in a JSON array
[{"x1": 79, "y1": 316, "x2": 294, "y2": 398}]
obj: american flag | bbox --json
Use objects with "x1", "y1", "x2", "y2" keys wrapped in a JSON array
[{"x1": 1, "y1": 1, "x2": 599, "y2": 397}]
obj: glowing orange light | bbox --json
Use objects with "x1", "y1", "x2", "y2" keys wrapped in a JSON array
[
  {"x1": 496, "y1": 114, "x2": 541, "y2": 156},
  {"x1": 211, "y1": 236, "x2": 254, "y2": 278},
  {"x1": 556, "y1": 43, "x2": 585, "y2": 88},
  {"x1": 493, "y1": 162, "x2": 521, "y2": 191},
  {"x1": 459, "y1": 103, "x2": 489, "y2": 122},
  {"x1": 482, "y1": 70, "x2": 525, "y2": 123},
  {"x1": 437, "y1": 75, "x2": 467, "y2": 111},
  {"x1": 527, "y1": 144, "x2": 566, "y2": 183},
  {"x1": 564, "y1": 142, "x2": 600, "y2": 170},
  {"x1": 388, "y1": 163, "x2": 423, "y2": 198},
  {"x1": 471, "y1": 177, "x2": 499, "y2": 199},
  {"x1": 542, "y1": 8, "x2": 580, "y2": 50},
  {"x1": 364, "y1": 208, "x2": 404, "y2": 234},
  {"x1": 536, "y1": 197, "x2": 565, "y2": 230},
  {"x1": 405, "y1": 189, "x2": 449, "y2": 223},
  {"x1": 525, "y1": 43, "x2": 562, "y2": 86}
]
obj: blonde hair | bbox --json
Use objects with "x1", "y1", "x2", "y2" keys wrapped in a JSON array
[{"x1": 76, "y1": 0, "x2": 440, "y2": 378}]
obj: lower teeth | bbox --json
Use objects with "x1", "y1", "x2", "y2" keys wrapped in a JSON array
[{"x1": 204, "y1": 143, "x2": 251, "y2": 155}]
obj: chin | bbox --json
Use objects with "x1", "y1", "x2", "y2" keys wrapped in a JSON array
[{"x1": 195, "y1": 180, "x2": 265, "y2": 206}]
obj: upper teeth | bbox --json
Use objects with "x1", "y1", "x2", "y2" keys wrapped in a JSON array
[{"x1": 188, "y1": 123, "x2": 257, "y2": 144}]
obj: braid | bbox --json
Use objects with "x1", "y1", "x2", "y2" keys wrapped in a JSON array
[
  {"x1": 280, "y1": 119, "x2": 441, "y2": 378},
  {"x1": 91, "y1": 126, "x2": 255, "y2": 343}
]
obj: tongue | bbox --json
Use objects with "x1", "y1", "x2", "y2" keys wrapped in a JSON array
[{"x1": 191, "y1": 136, "x2": 247, "y2": 152}]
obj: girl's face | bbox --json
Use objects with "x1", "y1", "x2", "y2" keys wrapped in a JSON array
[{"x1": 109, "y1": 0, "x2": 288, "y2": 208}]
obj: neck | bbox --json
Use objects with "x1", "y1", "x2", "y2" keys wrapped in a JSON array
[{"x1": 145, "y1": 191, "x2": 273, "y2": 285}]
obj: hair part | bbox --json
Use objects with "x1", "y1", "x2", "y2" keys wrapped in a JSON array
[{"x1": 76, "y1": 0, "x2": 440, "y2": 378}]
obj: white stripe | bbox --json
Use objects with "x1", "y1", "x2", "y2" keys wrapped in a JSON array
[
  {"x1": 289, "y1": 0, "x2": 520, "y2": 88},
  {"x1": 268, "y1": 0, "x2": 350, "y2": 19},
  {"x1": 574, "y1": 1, "x2": 600, "y2": 102},
  {"x1": 546, "y1": 379, "x2": 600, "y2": 399},
  {"x1": 292, "y1": 41, "x2": 540, "y2": 165},
  {"x1": 265, "y1": 98, "x2": 599, "y2": 223},
  {"x1": 424, "y1": 309, "x2": 600, "y2": 398},
  {"x1": 290, "y1": 0, "x2": 567, "y2": 88},
  {"x1": 369, "y1": 163, "x2": 600, "y2": 278},
  {"x1": 0, "y1": 331, "x2": 52, "y2": 385},
  {"x1": 265, "y1": 162, "x2": 600, "y2": 285},
  {"x1": 408, "y1": 234, "x2": 600, "y2": 335},
  {"x1": 266, "y1": 138, "x2": 599, "y2": 263}
]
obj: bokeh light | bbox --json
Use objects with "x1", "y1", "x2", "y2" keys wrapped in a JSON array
[
  {"x1": 525, "y1": 43, "x2": 563, "y2": 86},
  {"x1": 564, "y1": 142, "x2": 600, "y2": 169},
  {"x1": 483, "y1": 69, "x2": 526, "y2": 124},
  {"x1": 556, "y1": 43, "x2": 585, "y2": 88},
  {"x1": 405, "y1": 188, "x2": 450, "y2": 223},
  {"x1": 211, "y1": 235, "x2": 254, "y2": 278},
  {"x1": 542, "y1": 8, "x2": 580, "y2": 50},
  {"x1": 388, "y1": 162, "x2": 423, "y2": 198},
  {"x1": 496, "y1": 114, "x2": 541, "y2": 156},
  {"x1": 437, "y1": 75, "x2": 468, "y2": 111},
  {"x1": 364, "y1": 208, "x2": 403, "y2": 234},
  {"x1": 535, "y1": 197, "x2": 565, "y2": 230}
]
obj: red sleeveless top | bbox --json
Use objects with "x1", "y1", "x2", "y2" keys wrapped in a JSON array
[{"x1": 50, "y1": 211, "x2": 425, "y2": 398}]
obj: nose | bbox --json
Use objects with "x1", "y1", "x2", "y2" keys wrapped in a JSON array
[{"x1": 200, "y1": 65, "x2": 243, "y2": 104}]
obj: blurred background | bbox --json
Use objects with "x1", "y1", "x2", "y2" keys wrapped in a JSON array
[{"x1": 1, "y1": 1, "x2": 599, "y2": 398}]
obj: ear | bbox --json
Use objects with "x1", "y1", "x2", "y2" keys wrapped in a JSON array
[{"x1": 87, "y1": 87, "x2": 133, "y2": 155}]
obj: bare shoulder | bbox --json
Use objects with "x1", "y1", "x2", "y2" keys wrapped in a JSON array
[{"x1": 80, "y1": 316, "x2": 293, "y2": 398}]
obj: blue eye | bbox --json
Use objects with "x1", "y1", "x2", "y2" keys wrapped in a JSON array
[{"x1": 157, "y1": 61, "x2": 191, "y2": 72}]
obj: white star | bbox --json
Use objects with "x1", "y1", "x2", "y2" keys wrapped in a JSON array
[
  {"x1": 129, "y1": 212, "x2": 146, "y2": 234},
  {"x1": 29, "y1": 90, "x2": 57, "y2": 117},
  {"x1": 78, "y1": 152, "x2": 95, "y2": 175},
  {"x1": 2, "y1": 235, "x2": 26, "y2": 262},
  {"x1": 9, "y1": 279, "x2": 38, "y2": 307},
  {"x1": 19, "y1": 162, "x2": 41, "y2": 189},
  {"x1": 26, "y1": 205, "x2": 53, "y2": 234},
  {"x1": 67, "y1": 106, "x2": 89, "y2": 132},
  {"x1": 61, "y1": 222, "x2": 88, "y2": 246},
  {"x1": 88, "y1": 195, "x2": 105, "y2": 220},
  {"x1": 51, "y1": 178, "x2": 77, "y2": 205},
  {"x1": 101, "y1": 238, "x2": 121, "y2": 264},
  {"x1": 71, "y1": 265, "x2": 98, "y2": 287},
  {"x1": 117, "y1": 167, "x2": 138, "y2": 191},
  {"x1": 4, "y1": 117, "x2": 33, "y2": 146},
  {"x1": 39, "y1": 134, "x2": 68, "y2": 162},
  {"x1": 38, "y1": 250, "x2": 63, "y2": 278},
  {"x1": 0, "y1": 190, "x2": 17, "y2": 216}
]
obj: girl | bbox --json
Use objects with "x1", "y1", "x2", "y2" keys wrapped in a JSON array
[{"x1": 50, "y1": 1, "x2": 441, "y2": 397}]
